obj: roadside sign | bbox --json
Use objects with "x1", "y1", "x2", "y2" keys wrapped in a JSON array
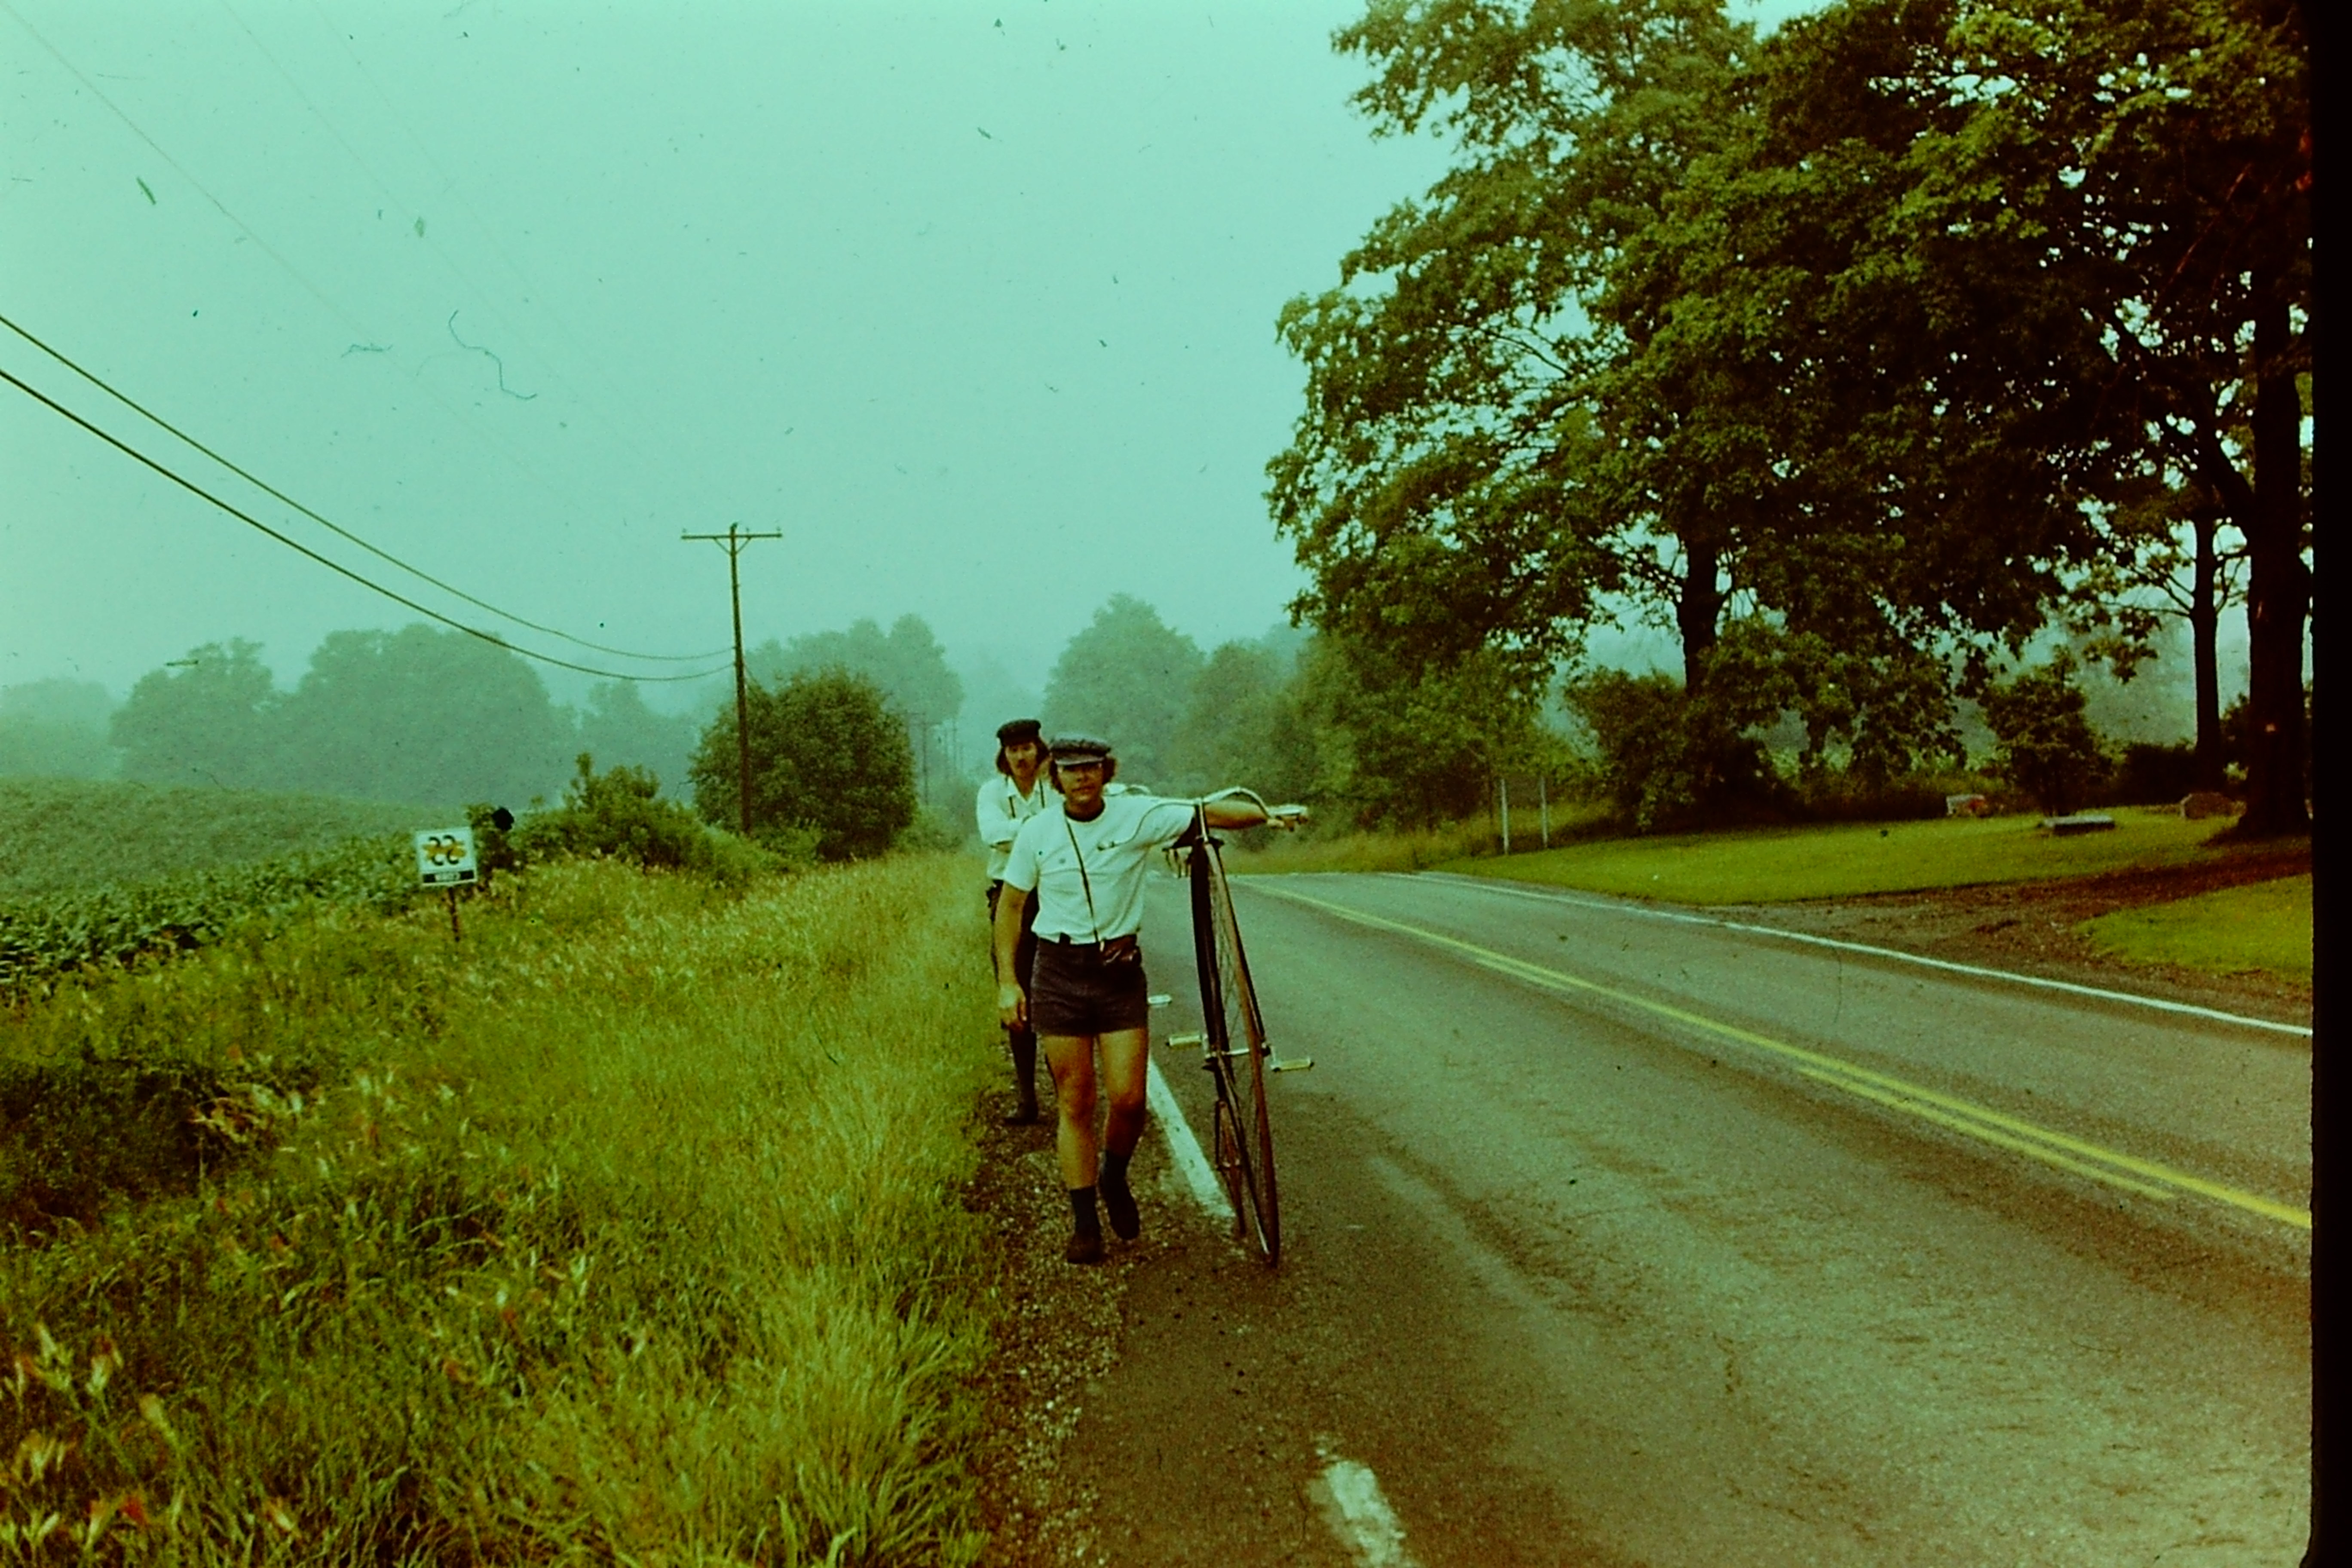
[{"x1": 413, "y1": 827, "x2": 479, "y2": 885}]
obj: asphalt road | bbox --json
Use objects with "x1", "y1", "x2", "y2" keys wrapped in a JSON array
[{"x1": 1060, "y1": 869, "x2": 2312, "y2": 1567}]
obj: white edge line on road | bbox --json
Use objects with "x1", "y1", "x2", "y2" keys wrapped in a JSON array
[
  {"x1": 1146, "y1": 1052, "x2": 1231, "y2": 1221},
  {"x1": 1398, "y1": 871, "x2": 2311, "y2": 1038},
  {"x1": 1313, "y1": 1446, "x2": 1420, "y2": 1568}
]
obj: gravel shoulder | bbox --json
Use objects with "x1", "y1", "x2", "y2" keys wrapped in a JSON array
[{"x1": 964, "y1": 1107, "x2": 1184, "y2": 1567}]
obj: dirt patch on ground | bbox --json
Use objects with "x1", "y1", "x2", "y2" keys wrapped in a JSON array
[
  {"x1": 963, "y1": 1102, "x2": 1185, "y2": 1566},
  {"x1": 1717, "y1": 838, "x2": 2312, "y2": 1026}
]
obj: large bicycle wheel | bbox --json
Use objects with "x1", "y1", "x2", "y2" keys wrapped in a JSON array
[{"x1": 1190, "y1": 830, "x2": 1280, "y2": 1264}]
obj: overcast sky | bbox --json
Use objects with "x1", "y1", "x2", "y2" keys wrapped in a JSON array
[{"x1": 3, "y1": 0, "x2": 1822, "y2": 714}]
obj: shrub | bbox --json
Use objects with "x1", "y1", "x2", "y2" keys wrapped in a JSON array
[
  {"x1": 1978, "y1": 652, "x2": 2110, "y2": 817},
  {"x1": 510, "y1": 755, "x2": 783, "y2": 888},
  {"x1": 1566, "y1": 669, "x2": 1787, "y2": 833},
  {"x1": 690, "y1": 670, "x2": 916, "y2": 862}
]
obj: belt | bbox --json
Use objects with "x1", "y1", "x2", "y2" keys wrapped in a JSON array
[{"x1": 1046, "y1": 932, "x2": 1139, "y2": 949}]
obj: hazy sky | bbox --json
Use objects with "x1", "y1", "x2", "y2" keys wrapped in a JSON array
[{"x1": 3, "y1": 0, "x2": 1817, "y2": 713}]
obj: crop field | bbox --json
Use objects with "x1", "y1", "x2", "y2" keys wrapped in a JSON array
[
  {"x1": 0, "y1": 852, "x2": 999, "y2": 1564},
  {"x1": 1445, "y1": 808, "x2": 2238, "y2": 905},
  {"x1": 0, "y1": 778, "x2": 435, "y2": 900}
]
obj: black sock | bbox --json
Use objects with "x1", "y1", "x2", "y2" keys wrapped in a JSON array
[
  {"x1": 1069, "y1": 1186, "x2": 1101, "y2": 1237},
  {"x1": 1101, "y1": 1148, "x2": 1132, "y2": 1191}
]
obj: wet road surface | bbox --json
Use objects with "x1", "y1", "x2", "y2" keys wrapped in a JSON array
[{"x1": 1054, "y1": 870, "x2": 2311, "y2": 1567}]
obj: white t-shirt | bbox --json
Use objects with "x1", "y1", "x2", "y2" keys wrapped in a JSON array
[
  {"x1": 1000, "y1": 792, "x2": 1197, "y2": 941},
  {"x1": 975, "y1": 772, "x2": 1051, "y2": 882}
]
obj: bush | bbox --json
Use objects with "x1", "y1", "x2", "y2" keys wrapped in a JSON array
[
  {"x1": 506, "y1": 755, "x2": 784, "y2": 888},
  {"x1": 690, "y1": 669, "x2": 916, "y2": 862},
  {"x1": 1978, "y1": 652, "x2": 2109, "y2": 817},
  {"x1": 2110, "y1": 741, "x2": 2200, "y2": 805},
  {"x1": 1567, "y1": 669, "x2": 1787, "y2": 833}
]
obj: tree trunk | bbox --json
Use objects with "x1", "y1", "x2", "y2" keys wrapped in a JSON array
[
  {"x1": 2188, "y1": 505, "x2": 2226, "y2": 792},
  {"x1": 1677, "y1": 539, "x2": 1725, "y2": 692},
  {"x1": 2239, "y1": 281, "x2": 2311, "y2": 835}
]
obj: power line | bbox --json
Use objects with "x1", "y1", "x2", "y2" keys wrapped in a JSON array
[
  {"x1": 0, "y1": 363, "x2": 730, "y2": 686},
  {"x1": 0, "y1": 308, "x2": 726, "y2": 664},
  {"x1": 0, "y1": 0, "x2": 648, "y2": 547},
  {"x1": 279, "y1": 0, "x2": 727, "y2": 522}
]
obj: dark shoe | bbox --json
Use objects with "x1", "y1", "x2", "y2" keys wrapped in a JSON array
[
  {"x1": 1100, "y1": 1173, "x2": 1140, "y2": 1241},
  {"x1": 1001, "y1": 1100, "x2": 1040, "y2": 1126},
  {"x1": 1065, "y1": 1230, "x2": 1106, "y2": 1265}
]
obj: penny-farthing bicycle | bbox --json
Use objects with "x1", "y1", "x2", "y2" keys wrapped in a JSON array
[{"x1": 1169, "y1": 789, "x2": 1309, "y2": 1265}]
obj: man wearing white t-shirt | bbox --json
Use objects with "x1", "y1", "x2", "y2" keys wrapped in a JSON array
[
  {"x1": 994, "y1": 732, "x2": 1284, "y2": 1264},
  {"x1": 977, "y1": 718, "x2": 1052, "y2": 1123}
]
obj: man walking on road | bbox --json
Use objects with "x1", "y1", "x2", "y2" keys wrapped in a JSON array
[{"x1": 979, "y1": 717, "x2": 1051, "y2": 1124}]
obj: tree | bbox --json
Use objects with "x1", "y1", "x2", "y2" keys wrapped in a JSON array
[
  {"x1": 1271, "y1": 0, "x2": 1986, "y2": 790},
  {"x1": 688, "y1": 668, "x2": 914, "y2": 861},
  {"x1": 748, "y1": 614, "x2": 966, "y2": 805},
  {"x1": 1980, "y1": 653, "x2": 2108, "y2": 818},
  {"x1": 1295, "y1": 635, "x2": 1537, "y2": 829},
  {"x1": 111, "y1": 640, "x2": 280, "y2": 790},
  {"x1": 576, "y1": 681, "x2": 700, "y2": 798},
  {"x1": 0, "y1": 680, "x2": 118, "y2": 779},
  {"x1": 1165, "y1": 636, "x2": 1320, "y2": 803},
  {"x1": 273, "y1": 625, "x2": 574, "y2": 806},
  {"x1": 1041, "y1": 596, "x2": 1205, "y2": 786},
  {"x1": 1279, "y1": 0, "x2": 2307, "y2": 828},
  {"x1": 1661, "y1": 0, "x2": 2306, "y2": 827}
]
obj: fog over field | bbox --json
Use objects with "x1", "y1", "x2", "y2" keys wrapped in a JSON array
[
  {"x1": 3, "y1": 0, "x2": 2245, "y2": 796},
  {"x1": 3, "y1": 1, "x2": 1482, "y2": 713}
]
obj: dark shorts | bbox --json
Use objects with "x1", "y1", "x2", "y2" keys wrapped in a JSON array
[{"x1": 1028, "y1": 936, "x2": 1151, "y2": 1037}]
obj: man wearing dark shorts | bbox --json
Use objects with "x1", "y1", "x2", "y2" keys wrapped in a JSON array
[
  {"x1": 993, "y1": 733, "x2": 1279, "y2": 1264},
  {"x1": 978, "y1": 718, "x2": 1050, "y2": 1123}
]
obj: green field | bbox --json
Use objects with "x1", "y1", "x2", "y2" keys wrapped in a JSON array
[
  {"x1": 2, "y1": 852, "x2": 998, "y2": 1563},
  {"x1": 1442, "y1": 809, "x2": 2235, "y2": 905},
  {"x1": 0, "y1": 777, "x2": 436, "y2": 898},
  {"x1": 2079, "y1": 875, "x2": 2313, "y2": 985}
]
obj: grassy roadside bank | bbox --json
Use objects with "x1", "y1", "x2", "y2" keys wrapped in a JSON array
[
  {"x1": 2080, "y1": 874, "x2": 2313, "y2": 986},
  {"x1": 1437, "y1": 809, "x2": 2240, "y2": 904},
  {"x1": 2, "y1": 853, "x2": 998, "y2": 1564}
]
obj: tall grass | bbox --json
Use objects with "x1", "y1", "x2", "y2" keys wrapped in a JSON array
[{"x1": 1, "y1": 853, "x2": 998, "y2": 1564}]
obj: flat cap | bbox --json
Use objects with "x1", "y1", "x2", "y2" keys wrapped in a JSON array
[
  {"x1": 995, "y1": 717, "x2": 1044, "y2": 744},
  {"x1": 1047, "y1": 732, "x2": 1114, "y2": 763}
]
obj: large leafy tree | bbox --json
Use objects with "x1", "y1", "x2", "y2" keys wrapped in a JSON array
[
  {"x1": 1041, "y1": 595, "x2": 1206, "y2": 787},
  {"x1": 1698, "y1": 0, "x2": 2309, "y2": 830},
  {"x1": 1277, "y1": 0, "x2": 2307, "y2": 826},
  {"x1": 689, "y1": 668, "x2": 914, "y2": 861},
  {"x1": 749, "y1": 614, "x2": 965, "y2": 737},
  {"x1": 273, "y1": 625, "x2": 575, "y2": 806},
  {"x1": 111, "y1": 640, "x2": 282, "y2": 791},
  {"x1": 1165, "y1": 637, "x2": 1321, "y2": 803}
]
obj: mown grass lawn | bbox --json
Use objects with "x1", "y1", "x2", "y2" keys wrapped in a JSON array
[
  {"x1": 2079, "y1": 874, "x2": 2312, "y2": 985},
  {"x1": 1440, "y1": 808, "x2": 2235, "y2": 905}
]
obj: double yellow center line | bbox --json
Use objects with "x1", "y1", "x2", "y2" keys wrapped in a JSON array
[{"x1": 1252, "y1": 884, "x2": 2311, "y2": 1231}]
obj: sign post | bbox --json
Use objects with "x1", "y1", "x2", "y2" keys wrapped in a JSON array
[{"x1": 414, "y1": 827, "x2": 479, "y2": 943}]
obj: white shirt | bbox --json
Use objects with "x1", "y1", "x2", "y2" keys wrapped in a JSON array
[
  {"x1": 1000, "y1": 792, "x2": 1197, "y2": 941},
  {"x1": 976, "y1": 771, "x2": 1051, "y2": 882}
]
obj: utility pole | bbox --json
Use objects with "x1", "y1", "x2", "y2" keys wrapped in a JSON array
[{"x1": 682, "y1": 523, "x2": 783, "y2": 836}]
